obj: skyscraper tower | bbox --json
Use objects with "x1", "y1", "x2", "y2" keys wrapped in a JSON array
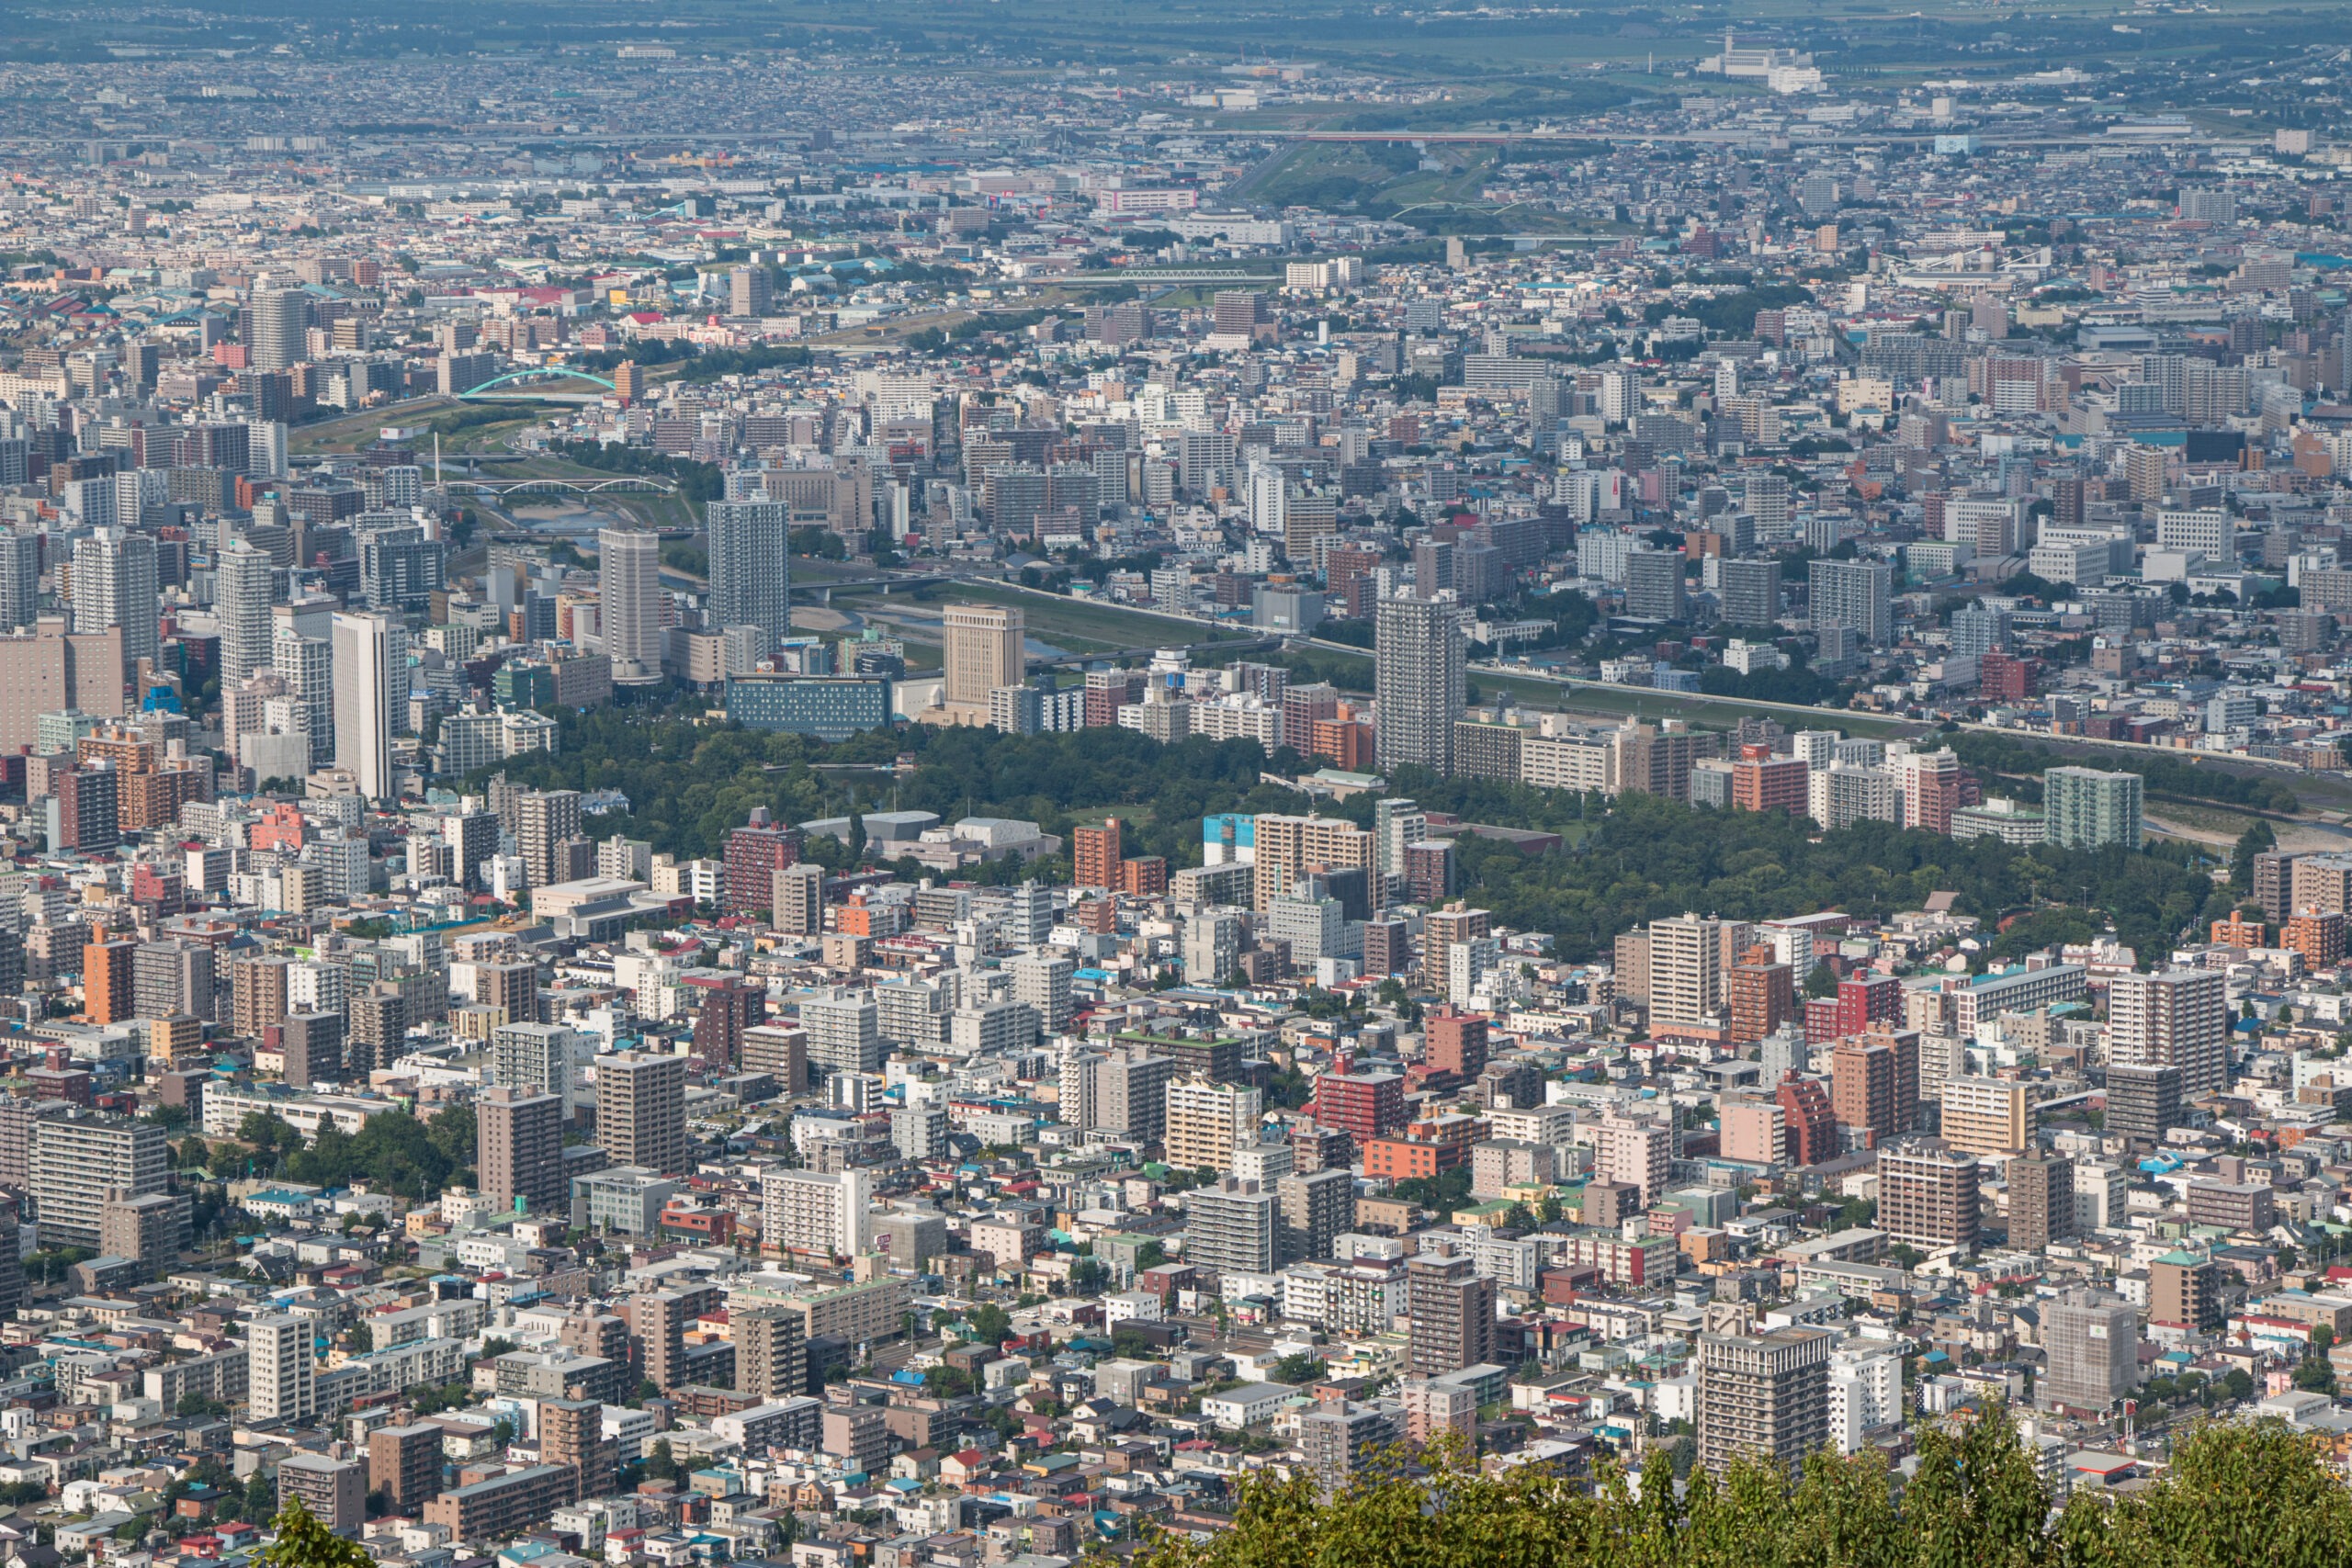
[
  {"x1": 705, "y1": 500, "x2": 794, "y2": 652},
  {"x1": 217, "y1": 539, "x2": 278, "y2": 686},
  {"x1": 273, "y1": 626, "x2": 334, "y2": 769},
  {"x1": 331, "y1": 610, "x2": 402, "y2": 800},
  {"x1": 598, "y1": 527, "x2": 663, "y2": 682},
  {"x1": 72, "y1": 528, "x2": 158, "y2": 673},
  {"x1": 1374, "y1": 591, "x2": 1464, "y2": 775},
  {"x1": 246, "y1": 287, "x2": 311, "y2": 373},
  {"x1": 0, "y1": 528, "x2": 38, "y2": 633}
]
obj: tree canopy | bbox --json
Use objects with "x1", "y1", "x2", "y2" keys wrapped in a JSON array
[
  {"x1": 1134, "y1": 1411, "x2": 2352, "y2": 1568},
  {"x1": 239, "y1": 1104, "x2": 478, "y2": 1199},
  {"x1": 482, "y1": 716, "x2": 2228, "y2": 965}
]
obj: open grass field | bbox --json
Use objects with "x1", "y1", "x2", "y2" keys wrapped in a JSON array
[
  {"x1": 290, "y1": 396, "x2": 459, "y2": 456},
  {"x1": 841, "y1": 580, "x2": 1260, "y2": 659}
]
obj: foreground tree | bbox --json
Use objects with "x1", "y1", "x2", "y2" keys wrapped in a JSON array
[
  {"x1": 1128, "y1": 1407, "x2": 2352, "y2": 1568},
  {"x1": 257, "y1": 1497, "x2": 371, "y2": 1568}
]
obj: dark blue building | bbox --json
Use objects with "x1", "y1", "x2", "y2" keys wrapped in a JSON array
[{"x1": 726, "y1": 673, "x2": 892, "y2": 740}]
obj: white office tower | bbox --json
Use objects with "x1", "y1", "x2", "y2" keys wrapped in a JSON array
[
  {"x1": 248, "y1": 1314, "x2": 315, "y2": 1421},
  {"x1": 218, "y1": 539, "x2": 278, "y2": 686},
  {"x1": 598, "y1": 527, "x2": 663, "y2": 682},
  {"x1": 0, "y1": 528, "x2": 36, "y2": 632},
  {"x1": 705, "y1": 501, "x2": 794, "y2": 651},
  {"x1": 331, "y1": 611, "x2": 403, "y2": 800},
  {"x1": 72, "y1": 527, "x2": 158, "y2": 672}
]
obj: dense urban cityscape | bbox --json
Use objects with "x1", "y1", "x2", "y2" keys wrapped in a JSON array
[{"x1": 0, "y1": 0, "x2": 2347, "y2": 1565}]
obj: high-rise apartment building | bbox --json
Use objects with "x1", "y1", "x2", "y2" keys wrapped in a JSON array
[
  {"x1": 1729, "y1": 958, "x2": 1794, "y2": 1045},
  {"x1": 1374, "y1": 592, "x2": 1465, "y2": 775},
  {"x1": 330, "y1": 610, "x2": 402, "y2": 800},
  {"x1": 1720, "y1": 557, "x2": 1780, "y2": 629},
  {"x1": 1184, "y1": 1177, "x2": 1278, "y2": 1275},
  {"x1": 2108, "y1": 968, "x2": 2227, "y2": 1097},
  {"x1": 597, "y1": 527, "x2": 663, "y2": 682},
  {"x1": 625, "y1": 1289, "x2": 697, "y2": 1393},
  {"x1": 1645, "y1": 914, "x2": 1723, "y2": 1032},
  {"x1": 1073, "y1": 818, "x2": 1123, "y2": 891},
  {"x1": 277, "y1": 1452, "x2": 365, "y2": 1534},
  {"x1": 2044, "y1": 767, "x2": 2143, "y2": 849},
  {"x1": 248, "y1": 1313, "x2": 315, "y2": 1422},
  {"x1": 1100, "y1": 1049, "x2": 1176, "y2": 1143},
  {"x1": 247, "y1": 287, "x2": 310, "y2": 372},
  {"x1": 2105, "y1": 1062, "x2": 2183, "y2": 1145},
  {"x1": 1591, "y1": 1111, "x2": 1671, "y2": 1204},
  {"x1": 28, "y1": 1109, "x2": 168, "y2": 1249},
  {"x1": 2041, "y1": 1291, "x2": 2139, "y2": 1414},
  {"x1": 368, "y1": 1425, "x2": 444, "y2": 1514},
  {"x1": 2007, "y1": 1152, "x2": 2075, "y2": 1253},
  {"x1": 1250, "y1": 814, "x2": 1374, "y2": 914},
  {"x1": 1875, "y1": 1142, "x2": 1981, "y2": 1250},
  {"x1": 83, "y1": 939, "x2": 136, "y2": 1025},
  {"x1": 1938, "y1": 1076, "x2": 2030, "y2": 1156},
  {"x1": 1163, "y1": 1077, "x2": 1263, "y2": 1173},
  {"x1": 689, "y1": 976, "x2": 764, "y2": 1072},
  {"x1": 218, "y1": 540, "x2": 278, "y2": 686},
  {"x1": 1276, "y1": 1166, "x2": 1351, "y2": 1265},
  {"x1": 732, "y1": 1303, "x2": 810, "y2": 1403},
  {"x1": 231, "y1": 953, "x2": 291, "y2": 1038},
  {"x1": 133, "y1": 940, "x2": 212, "y2": 1025},
  {"x1": 480, "y1": 1085, "x2": 565, "y2": 1217},
  {"x1": 763, "y1": 1168, "x2": 873, "y2": 1258},
  {"x1": 1004, "y1": 951, "x2": 1075, "y2": 1035},
  {"x1": 537, "y1": 1396, "x2": 617, "y2": 1500},
  {"x1": 72, "y1": 528, "x2": 158, "y2": 672},
  {"x1": 1696, "y1": 1328, "x2": 1831, "y2": 1477},
  {"x1": 705, "y1": 500, "x2": 794, "y2": 651},
  {"x1": 518, "y1": 789, "x2": 583, "y2": 891},
  {"x1": 489, "y1": 1021, "x2": 573, "y2": 1099},
  {"x1": 1307, "y1": 1068, "x2": 1405, "y2": 1145},
  {"x1": 1623, "y1": 547, "x2": 1686, "y2": 621},
  {"x1": 729, "y1": 265, "x2": 774, "y2": 318},
  {"x1": 2150, "y1": 1251, "x2": 2221, "y2": 1332},
  {"x1": 477, "y1": 960, "x2": 541, "y2": 1029},
  {"x1": 594, "y1": 1050, "x2": 687, "y2": 1174},
  {"x1": 1299, "y1": 1404, "x2": 1399, "y2": 1497},
  {"x1": 800, "y1": 988, "x2": 882, "y2": 1077},
  {"x1": 0, "y1": 532, "x2": 34, "y2": 641},
  {"x1": 1425, "y1": 1009, "x2": 1489, "y2": 1078},
  {"x1": 1406, "y1": 1240, "x2": 1495, "y2": 1375},
  {"x1": 773, "y1": 863, "x2": 825, "y2": 936},
  {"x1": 1809, "y1": 558, "x2": 1894, "y2": 644}
]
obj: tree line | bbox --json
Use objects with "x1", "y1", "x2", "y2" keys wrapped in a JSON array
[
  {"x1": 485, "y1": 717, "x2": 2227, "y2": 963},
  {"x1": 1132, "y1": 1411, "x2": 2352, "y2": 1568},
  {"x1": 1949, "y1": 731, "x2": 2304, "y2": 816}
]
